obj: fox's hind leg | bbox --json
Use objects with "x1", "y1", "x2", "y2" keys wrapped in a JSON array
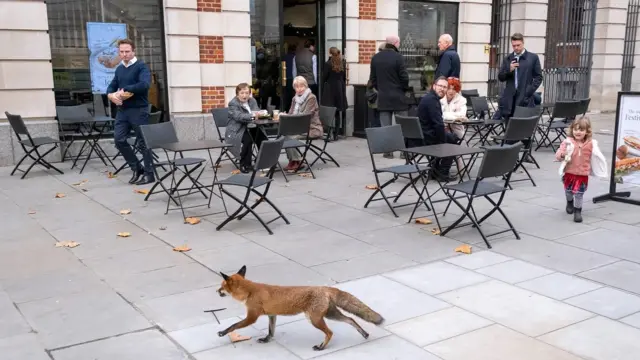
[
  {"x1": 257, "y1": 315, "x2": 277, "y2": 343},
  {"x1": 326, "y1": 305, "x2": 369, "y2": 339},
  {"x1": 309, "y1": 315, "x2": 333, "y2": 351}
]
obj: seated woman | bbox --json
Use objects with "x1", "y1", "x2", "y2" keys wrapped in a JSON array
[
  {"x1": 284, "y1": 76, "x2": 323, "y2": 171},
  {"x1": 440, "y1": 77, "x2": 467, "y2": 141},
  {"x1": 226, "y1": 83, "x2": 267, "y2": 173}
]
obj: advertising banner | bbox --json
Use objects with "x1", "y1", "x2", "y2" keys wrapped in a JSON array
[{"x1": 86, "y1": 22, "x2": 128, "y2": 94}]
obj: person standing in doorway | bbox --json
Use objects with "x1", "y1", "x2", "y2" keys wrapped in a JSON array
[
  {"x1": 107, "y1": 39, "x2": 154, "y2": 185},
  {"x1": 283, "y1": 44, "x2": 297, "y2": 112},
  {"x1": 369, "y1": 35, "x2": 410, "y2": 158},
  {"x1": 293, "y1": 39, "x2": 318, "y2": 97},
  {"x1": 321, "y1": 47, "x2": 348, "y2": 140},
  {"x1": 434, "y1": 34, "x2": 460, "y2": 79}
]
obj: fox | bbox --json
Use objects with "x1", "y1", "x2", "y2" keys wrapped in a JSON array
[{"x1": 216, "y1": 265, "x2": 385, "y2": 351}]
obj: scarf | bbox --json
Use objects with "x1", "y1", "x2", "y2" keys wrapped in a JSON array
[{"x1": 293, "y1": 88, "x2": 312, "y2": 114}]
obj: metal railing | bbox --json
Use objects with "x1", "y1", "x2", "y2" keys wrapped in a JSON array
[
  {"x1": 487, "y1": 0, "x2": 513, "y2": 101},
  {"x1": 622, "y1": 0, "x2": 640, "y2": 91}
]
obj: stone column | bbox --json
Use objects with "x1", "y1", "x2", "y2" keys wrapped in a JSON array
[
  {"x1": 509, "y1": 0, "x2": 548, "y2": 96},
  {"x1": 0, "y1": 0, "x2": 58, "y2": 166},
  {"x1": 631, "y1": 18, "x2": 640, "y2": 91},
  {"x1": 590, "y1": 0, "x2": 628, "y2": 111},
  {"x1": 458, "y1": 0, "x2": 493, "y2": 95}
]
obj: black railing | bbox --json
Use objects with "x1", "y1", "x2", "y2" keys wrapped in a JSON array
[
  {"x1": 622, "y1": 0, "x2": 640, "y2": 91},
  {"x1": 487, "y1": 0, "x2": 513, "y2": 101}
]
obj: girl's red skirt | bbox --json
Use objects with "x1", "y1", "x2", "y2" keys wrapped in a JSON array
[{"x1": 563, "y1": 173, "x2": 589, "y2": 194}]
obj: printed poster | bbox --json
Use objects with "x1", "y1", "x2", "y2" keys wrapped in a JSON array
[
  {"x1": 86, "y1": 22, "x2": 128, "y2": 94},
  {"x1": 614, "y1": 94, "x2": 640, "y2": 185}
]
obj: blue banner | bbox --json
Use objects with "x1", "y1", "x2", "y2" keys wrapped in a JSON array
[{"x1": 86, "y1": 22, "x2": 128, "y2": 94}]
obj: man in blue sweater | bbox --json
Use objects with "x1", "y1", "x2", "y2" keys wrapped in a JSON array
[{"x1": 107, "y1": 39, "x2": 154, "y2": 185}]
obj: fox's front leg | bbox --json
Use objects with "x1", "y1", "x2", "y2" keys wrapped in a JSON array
[
  {"x1": 257, "y1": 315, "x2": 277, "y2": 343},
  {"x1": 218, "y1": 311, "x2": 259, "y2": 337}
]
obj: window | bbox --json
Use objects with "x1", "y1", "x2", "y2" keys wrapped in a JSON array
[
  {"x1": 398, "y1": 1, "x2": 459, "y2": 90},
  {"x1": 47, "y1": 0, "x2": 168, "y2": 114}
]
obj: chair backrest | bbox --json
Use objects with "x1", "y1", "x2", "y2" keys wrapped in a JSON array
[
  {"x1": 93, "y1": 95, "x2": 108, "y2": 117},
  {"x1": 148, "y1": 111, "x2": 163, "y2": 125},
  {"x1": 395, "y1": 115, "x2": 423, "y2": 140},
  {"x1": 513, "y1": 106, "x2": 542, "y2": 118},
  {"x1": 470, "y1": 96, "x2": 490, "y2": 117},
  {"x1": 578, "y1": 98, "x2": 591, "y2": 116},
  {"x1": 56, "y1": 105, "x2": 92, "y2": 123},
  {"x1": 211, "y1": 107, "x2": 229, "y2": 141},
  {"x1": 502, "y1": 116, "x2": 540, "y2": 142},
  {"x1": 460, "y1": 89, "x2": 479, "y2": 103},
  {"x1": 139, "y1": 121, "x2": 179, "y2": 150},
  {"x1": 551, "y1": 100, "x2": 581, "y2": 120},
  {"x1": 4, "y1": 111, "x2": 29, "y2": 137},
  {"x1": 254, "y1": 137, "x2": 285, "y2": 170},
  {"x1": 278, "y1": 113, "x2": 312, "y2": 137},
  {"x1": 319, "y1": 105, "x2": 337, "y2": 128},
  {"x1": 365, "y1": 124, "x2": 406, "y2": 155},
  {"x1": 477, "y1": 142, "x2": 523, "y2": 179}
]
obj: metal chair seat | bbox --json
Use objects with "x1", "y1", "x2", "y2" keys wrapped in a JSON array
[
  {"x1": 173, "y1": 157, "x2": 206, "y2": 167},
  {"x1": 215, "y1": 173, "x2": 272, "y2": 188},
  {"x1": 377, "y1": 163, "x2": 430, "y2": 175},
  {"x1": 283, "y1": 138, "x2": 307, "y2": 149},
  {"x1": 20, "y1": 137, "x2": 59, "y2": 147},
  {"x1": 444, "y1": 180, "x2": 505, "y2": 197}
]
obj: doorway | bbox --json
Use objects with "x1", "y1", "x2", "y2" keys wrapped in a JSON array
[{"x1": 249, "y1": 0, "x2": 346, "y2": 111}]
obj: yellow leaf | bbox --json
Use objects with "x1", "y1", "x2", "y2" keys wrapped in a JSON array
[
  {"x1": 72, "y1": 180, "x2": 88, "y2": 186},
  {"x1": 415, "y1": 217, "x2": 433, "y2": 225},
  {"x1": 28, "y1": 210, "x2": 36, "y2": 215},
  {"x1": 117, "y1": 232, "x2": 131, "y2": 238},
  {"x1": 231, "y1": 169, "x2": 241, "y2": 175},
  {"x1": 119, "y1": 209, "x2": 132, "y2": 215},
  {"x1": 228, "y1": 331, "x2": 251, "y2": 343},
  {"x1": 259, "y1": 173, "x2": 267, "y2": 177},
  {"x1": 107, "y1": 172, "x2": 117, "y2": 178},
  {"x1": 134, "y1": 189, "x2": 150, "y2": 195},
  {"x1": 455, "y1": 244, "x2": 472, "y2": 254},
  {"x1": 55, "y1": 241, "x2": 80, "y2": 248},
  {"x1": 55, "y1": 193, "x2": 66, "y2": 198},
  {"x1": 298, "y1": 173, "x2": 313, "y2": 178},
  {"x1": 365, "y1": 184, "x2": 379, "y2": 190},
  {"x1": 431, "y1": 228, "x2": 441, "y2": 236},
  {"x1": 184, "y1": 217, "x2": 201, "y2": 225},
  {"x1": 173, "y1": 245, "x2": 192, "y2": 252}
]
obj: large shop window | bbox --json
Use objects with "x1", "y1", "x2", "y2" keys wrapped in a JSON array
[
  {"x1": 398, "y1": 1, "x2": 459, "y2": 91},
  {"x1": 47, "y1": 0, "x2": 168, "y2": 115}
]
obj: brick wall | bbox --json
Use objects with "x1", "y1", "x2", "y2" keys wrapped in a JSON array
[
  {"x1": 197, "y1": 0, "x2": 221, "y2": 12},
  {"x1": 358, "y1": 40, "x2": 376, "y2": 64},
  {"x1": 199, "y1": 36, "x2": 224, "y2": 64},
  {"x1": 359, "y1": 0, "x2": 376, "y2": 20},
  {"x1": 201, "y1": 86, "x2": 226, "y2": 113}
]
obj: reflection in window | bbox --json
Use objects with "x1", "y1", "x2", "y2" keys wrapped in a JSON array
[
  {"x1": 46, "y1": 0, "x2": 167, "y2": 115},
  {"x1": 398, "y1": 1, "x2": 458, "y2": 91}
]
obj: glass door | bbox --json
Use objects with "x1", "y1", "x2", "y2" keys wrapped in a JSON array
[
  {"x1": 320, "y1": 0, "x2": 347, "y2": 133},
  {"x1": 250, "y1": 0, "x2": 284, "y2": 110}
]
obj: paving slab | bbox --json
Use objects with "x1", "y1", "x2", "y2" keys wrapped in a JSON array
[
  {"x1": 557, "y1": 229, "x2": 640, "y2": 263},
  {"x1": 443, "y1": 251, "x2": 512, "y2": 269},
  {"x1": 475, "y1": 259, "x2": 555, "y2": 283},
  {"x1": 0, "y1": 291, "x2": 32, "y2": 340},
  {"x1": 0, "y1": 333, "x2": 49, "y2": 360},
  {"x1": 579, "y1": 261, "x2": 640, "y2": 295},
  {"x1": 620, "y1": 312, "x2": 640, "y2": 329},
  {"x1": 384, "y1": 261, "x2": 490, "y2": 295},
  {"x1": 313, "y1": 336, "x2": 442, "y2": 360},
  {"x1": 517, "y1": 272, "x2": 602, "y2": 300},
  {"x1": 311, "y1": 251, "x2": 417, "y2": 282},
  {"x1": 168, "y1": 316, "x2": 265, "y2": 354},
  {"x1": 194, "y1": 340, "x2": 301, "y2": 360},
  {"x1": 565, "y1": 287, "x2": 640, "y2": 319}
]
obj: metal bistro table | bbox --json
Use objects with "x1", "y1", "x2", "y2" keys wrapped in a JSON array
[
  {"x1": 68, "y1": 116, "x2": 117, "y2": 173},
  {"x1": 405, "y1": 143, "x2": 485, "y2": 232},
  {"x1": 159, "y1": 140, "x2": 231, "y2": 219}
]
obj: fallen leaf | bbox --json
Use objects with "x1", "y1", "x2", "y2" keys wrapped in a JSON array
[
  {"x1": 173, "y1": 245, "x2": 192, "y2": 252},
  {"x1": 254, "y1": 197, "x2": 264, "y2": 203},
  {"x1": 117, "y1": 232, "x2": 131, "y2": 238},
  {"x1": 55, "y1": 193, "x2": 66, "y2": 198},
  {"x1": 259, "y1": 173, "x2": 267, "y2": 177},
  {"x1": 159, "y1": 226, "x2": 167, "y2": 231},
  {"x1": 228, "y1": 331, "x2": 251, "y2": 343},
  {"x1": 430, "y1": 228, "x2": 441, "y2": 236},
  {"x1": 119, "y1": 209, "x2": 132, "y2": 215},
  {"x1": 184, "y1": 217, "x2": 201, "y2": 225},
  {"x1": 415, "y1": 217, "x2": 433, "y2": 225},
  {"x1": 134, "y1": 189, "x2": 150, "y2": 195},
  {"x1": 298, "y1": 173, "x2": 313, "y2": 178},
  {"x1": 107, "y1": 172, "x2": 117, "y2": 178},
  {"x1": 231, "y1": 169, "x2": 241, "y2": 175},
  {"x1": 28, "y1": 210, "x2": 36, "y2": 215},
  {"x1": 214, "y1": 164, "x2": 222, "y2": 169},
  {"x1": 365, "y1": 184, "x2": 379, "y2": 190},
  {"x1": 72, "y1": 180, "x2": 88, "y2": 186},
  {"x1": 55, "y1": 241, "x2": 80, "y2": 248},
  {"x1": 455, "y1": 244, "x2": 472, "y2": 254}
]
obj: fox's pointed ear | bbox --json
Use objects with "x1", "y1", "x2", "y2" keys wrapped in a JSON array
[
  {"x1": 237, "y1": 265, "x2": 247, "y2": 277},
  {"x1": 220, "y1": 272, "x2": 230, "y2": 281}
]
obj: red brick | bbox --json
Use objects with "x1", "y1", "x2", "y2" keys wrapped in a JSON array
[
  {"x1": 359, "y1": 0, "x2": 376, "y2": 20},
  {"x1": 358, "y1": 40, "x2": 376, "y2": 64},
  {"x1": 197, "y1": 0, "x2": 221, "y2": 12},
  {"x1": 199, "y1": 36, "x2": 224, "y2": 64},
  {"x1": 201, "y1": 86, "x2": 226, "y2": 113}
]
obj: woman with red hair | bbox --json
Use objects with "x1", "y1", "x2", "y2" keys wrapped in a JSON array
[{"x1": 440, "y1": 77, "x2": 467, "y2": 140}]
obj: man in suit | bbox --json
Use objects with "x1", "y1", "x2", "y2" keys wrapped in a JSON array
[
  {"x1": 497, "y1": 33, "x2": 543, "y2": 121},
  {"x1": 434, "y1": 34, "x2": 460, "y2": 79}
]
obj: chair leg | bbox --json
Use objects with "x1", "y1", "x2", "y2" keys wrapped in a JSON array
[
  {"x1": 216, "y1": 187, "x2": 274, "y2": 235},
  {"x1": 364, "y1": 175, "x2": 400, "y2": 217},
  {"x1": 441, "y1": 195, "x2": 493, "y2": 248},
  {"x1": 484, "y1": 195, "x2": 520, "y2": 240}
]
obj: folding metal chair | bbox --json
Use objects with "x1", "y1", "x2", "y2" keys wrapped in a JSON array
[
  {"x1": 214, "y1": 137, "x2": 289, "y2": 235},
  {"x1": 440, "y1": 142, "x2": 523, "y2": 248},
  {"x1": 113, "y1": 111, "x2": 164, "y2": 175},
  {"x1": 55, "y1": 104, "x2": 93, "y2": 163},
  {"x1": 308, "y1": 105, "x2": 340, "y2": 169},
  {"x1": 395, "y1": 115, "x2": 426, "y2": 162},
  {"x1": 363, "y1": 124, "x2": 431, "y2": 218},
  {"x1": 460, "y1": 89, "x2": 479, "y2": 118},
  {"x1": 535, "y1": 100, "x2": 581, "y2": 152},
  {"x1": 511, "y1": 106, "x2": 543, "y2": 169},
  {"x1": 5, "y1": 112, "x2": 64, "y2": 179},
  {"x1": 139, "y1": 122, "x2": 208, "y2": 214},
  {"x1": 468, "y1": 96, "x2": 504, "y2": 146},
  {"x1": 211, "y1": 107, "x2": 240, "y2": 169},
  {"x1": 276, "y1": 113, "x2": 315, "y2": 181}
]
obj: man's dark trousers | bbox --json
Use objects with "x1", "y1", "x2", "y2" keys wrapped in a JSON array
[{"x1": 114, "y1": 107, "x2": 153, "y2": 175}]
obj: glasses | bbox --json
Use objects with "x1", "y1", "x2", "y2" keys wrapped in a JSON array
[{"x1": 434, "y1": 84, "x2": 447, "y2": 89}]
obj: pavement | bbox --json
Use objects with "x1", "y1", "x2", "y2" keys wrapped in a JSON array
[{"x1": 1, "y1": 112, "x2": 640, "y2": 360}]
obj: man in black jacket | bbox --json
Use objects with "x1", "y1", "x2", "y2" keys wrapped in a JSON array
[
  {"x1": 434, "y1": 34, "x2": 460, "y2": 79},
  {"x1": 418, "y1": 76, "x2": 457, "y2": 181}
]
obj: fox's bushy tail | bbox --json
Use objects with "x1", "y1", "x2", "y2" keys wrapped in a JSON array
[{"x1": 334, "y1": 290, "x2": 384, "y2": 325}]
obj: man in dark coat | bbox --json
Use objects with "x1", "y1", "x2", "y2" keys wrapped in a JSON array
[
  {"x1": 497, "y1": 33, "x2": 543, "y2": 121},
  {"x1": 434, "y1": 34, "x2": 460, "y2": 79},
  {"x1": 369, "y1": 35, "x2": 410, "y2": 158}
]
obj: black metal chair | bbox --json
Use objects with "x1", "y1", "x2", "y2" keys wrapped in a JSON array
[
  {"x1": 55, "y1": 104, "x2": 93, "y2": 163},
  {"x1": 440, "y1": 142, "x2": 523, "y2": 248},
  {"x1": 469, "y1": 96, "x2": 504, "y2": 146},
  {"x1": 112, "y1": 110, "x2": 164, "y2": 175},
  {"x1": 535, "y1": 100, "x2": 581, "y2": 151},
  {"x1": 395, "y1": 115, "x2": 426, "y2": 162},
  {"x1": 460, "y1": 89, "x2": 479, "y2": 118},
  {"x1": 363, "y1": 124, "x2": 431, "y2": 218},
  {"x1": 5, "y1": 112, "x2": 64, "y2": 179},
  {"x1": 139, "y1": 122, "x2": 208, "y2": 216},
  {"x1": 211, "y1": 107, "x2": 240, "y2": 169},
  {"x1": 308, "y1": 105, "x2": 340, "y2": 169},
  {"x1": 214, "y1": 137, "x2": 289, "y2": 235},
  {"x1": 276, "y1": 113, "x2": 316, "y2": 181}
]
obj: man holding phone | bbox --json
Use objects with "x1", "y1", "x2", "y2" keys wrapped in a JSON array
[{"x1": 497, "y1": 33, "x2": 543, "y2": 122}]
